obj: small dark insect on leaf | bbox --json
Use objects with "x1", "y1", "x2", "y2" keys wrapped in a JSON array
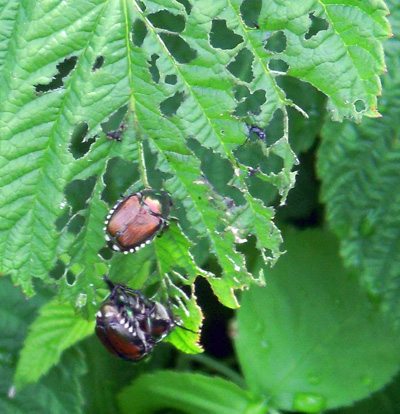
[
  {"x1": 106, "y1": 123, "x2": 126, "y2": 142},
  {"x1": 246, "y1": 123, "x2": 266, "y2": 141},
  {"x1": 248, "y1": 167, "x2": 261, "y2": 177}
]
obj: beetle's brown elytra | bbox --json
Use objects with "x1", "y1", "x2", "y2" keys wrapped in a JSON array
[{"x1": 104, "y1": 190, "x2": 171, "y2": 253}]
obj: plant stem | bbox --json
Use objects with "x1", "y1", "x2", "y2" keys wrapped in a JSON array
[
  {"x1": 186, "y1": 353, "x2": 247, "y2": 389},
  {"x1": 137, "y1": 135, "x2": 149, "y2": 188}
]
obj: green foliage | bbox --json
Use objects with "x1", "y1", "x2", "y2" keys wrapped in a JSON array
[
  {"x1": 118, "y1": 371, "x2": 265, "y2": 414},
  {"x1": 0, "y1": 0, "x2": 398, "y2": 413},
  {"x1": 236, "y1": 229, "x2": 400, "y2": 412},
  {"x1": 329, "y1": 371, "x2": 400, "y2": 414},
  {"x1": 0, "y1": 0, "x2": 389, "y2": 322},
  {"x1": 317, "y1": 0, "x2": 400, "y2": 323},
  {"x1": 14, "y1": 299, "x2": 94, "y2": 389},
  {"x1": 0, "y1": 277, "x2": 86, "y2": 413},
  {"x1": 257, "y1": 0, "x2": 390, "y2": 121}
]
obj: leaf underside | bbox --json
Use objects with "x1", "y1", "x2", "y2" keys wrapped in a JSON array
[
  {"x1": 0, "y1": 0, "x2": 390, "y2": 352},
  {"x1": 318, "y1": 0, "x2": 400, "y2": 324}
]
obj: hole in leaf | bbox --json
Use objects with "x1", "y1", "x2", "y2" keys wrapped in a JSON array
[
  {"x1": 227, "y1": 48, "x2": 254, "y2": 83},
  {"x1": 68, "y1": 214, "x2": 86, "y2": 235},
  {"x1": 56, "y1": 210, "x2": 71, "y2": 231},
  {"x1": 305, "y1": 13, "x2": 329, "y2": 40},
  {"x1": 203, "y1": 254, "x2": 223, "y2": 279},
  {"x1": 176, "y1": 0, "x2": 192, "y2": 15},
  {"x1": 240, "y1": 0, "x2": 262, "y2": 28},
  {"x1": 66, "y1": 270, "x2": 76, "y2": 286},
  {"x1": 98, "y1": 247, "x2": 113, "y2": 260},
  {"x1": 35, "y1": 56, "x2": 78, "y2": 93},
  {"x1": 49, "y1": 260, "x2": 66, "y2": 280},
  {"x1": 186, "y1": 138, "x2": 244, "y2": 205},
  {"x1": 247, "y1": 174, "x2": 277, "y2": 206},
  {"x1": 65, "y1": 175, "x2": 97, "y2": 215},
  {"x1": 235, "y1": 124, "x2": 282, "y2": 174},
  {"x1": 264, "y1": 31, "x2": 287, "y2": 53},
  {"x1": 179, "y1": 283, "x2": 193, "y2": 299},
  {"x1": 160, "y1": 91, "x2": 185, "y2": 117},
  {"x1": 69, "y1": 122, "x2": 97, "y2": 159},
  {"x1": 234, "y1": 85, "x2": 250, "y2": 101},
  {"x1": 209, "y1": 20, "x2": 243, "y2": 50},
  {"x1": 137, "y1": 0, "x2": 146, "y2": 11},
  {"x1": 101, "y1": 157, "x2": 139, "y2": 205},
  {"x1": 148, "y1": 10, "x2": 185, "y2": 33},
  {"x1": 354, "y1": 99, "x2": 366, "y2": 113},
  {"x1": 165, "y1": 74, "x2": 177, "y2": 85},
  {"x1": 236, "y1": 235, "x2": 257, "y2": 273},
  {"x1": 101, "y1": 105, "x2": 128, "y2": 135},
  {"x1": 144, "y1": 139, "x2": 173, "y2": 189},
  {"x1": 235, "y1": 143, "x2": 265, "y2": 171},
  {"x1": 148, "y1": 54, "x2": 160, "y2": 84},
  {"x1": 234, "y1": 89, "x2": 266, "y2": 117},
  {"x1": 268, "y1": 58, "x2": 289, "y2": 73},
  {"x1": 264, "y1": 107, "x2": 284, "y2": 146},
  {"x1": 275, "y1": 76, "x2": 326, "y2": 154},
  {"x1": 160, "y1": 33, "x2": 197, "y2": 64},
  {"x1": 262, "y1": 153, "x2": 284, "y2": 175},
  {"x1": 92, "y1": 56, "x2": 104, "y2": 71},
  {"x1": 131, "y1": 19, "x2": 148, "y2": 46}
]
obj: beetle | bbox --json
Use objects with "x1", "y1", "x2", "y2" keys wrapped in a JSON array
[
  {"x1": 104, "y1": 190, "x2": 171, "y2": 253},
  {"x1": 95, "y1": 302, "x2": 152, "y2": 361},
  {"x1": 95, "y1": 278, "x2": 154, "y2": 360},
  {"x1": 95, "y1": 278, "x2": 179, "y2": 361}
]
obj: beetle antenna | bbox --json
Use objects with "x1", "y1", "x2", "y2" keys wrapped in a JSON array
[
  {"x1": 174, "y1": 322, "x2": 199, "y2": 335},
  {"x1": 103, "y1": 275, "x2": 115, "y2": 291}
]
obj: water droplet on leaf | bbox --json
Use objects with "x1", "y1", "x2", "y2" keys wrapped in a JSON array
[
  {"x1": 75, "y1": 293, "x2": 87, "y2": 308},
  {"x1": 307, "y1": 373, "x2": 322, "y2": 385},
  {"x1": 293, "y1": 392, "x2": 326, "y2": 413}
]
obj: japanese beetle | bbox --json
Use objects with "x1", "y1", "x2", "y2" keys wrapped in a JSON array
[
  {"x1": 95, "y1": 278, "x2": 177, "y2": 361},
  {"x1": 96, "y1": 279, "x2": 153, "y2": 361},
  {"x1": 96, "y1": 278, "x2": 198, "y2": 361},
  {"x1": 104, "y1": 190, "x2": 171, "y2": 253},
  {"x1": 95, "y1": 302, "x2": 151, "y2": 361},
  {"x1": 148, "y1": 302, "x2": 175, "y2": 342}
]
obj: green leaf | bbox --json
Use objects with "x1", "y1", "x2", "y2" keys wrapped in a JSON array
[
  {"x1": 329, "y1": 371, "x2": 400, "y2": 414},
  {"x1": 79, "y1": 335, "x2": 137, "y2": 414},
  {"x1": 257, "y1": 0, "x2": 391, "y2": 121},
  {"x1": 317, "y1": 0, "x2": 400, "y2": 322},
  {"x1": 2, "y1": 348, "x2": 86, "y2": 414},
  {"x1": 118, "y1": 371, "x2": 265, "y2": 414},
  {"x1": 0, "y1": 1, "x2": 390, "y2": 346},
  {"x1": 14, "y1": 298, "x2": 94, "y2": 389},
  {"x1": 0, "y1": 276, "x2": 86, "y2": 414},
  {"x1": 0, "y1": 277, "x2": 41, "y2": 399},
  {"x1": 235, "y1": 229, "x2": 400, "y2": 412}
]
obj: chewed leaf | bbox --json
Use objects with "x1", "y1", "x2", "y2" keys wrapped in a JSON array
[
  {"x1": 0, "y1": 0, "x2": 390, "y2": 355},
  {"x1": 255, "y1": 0, "x2": 390, "y2": 121}
]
